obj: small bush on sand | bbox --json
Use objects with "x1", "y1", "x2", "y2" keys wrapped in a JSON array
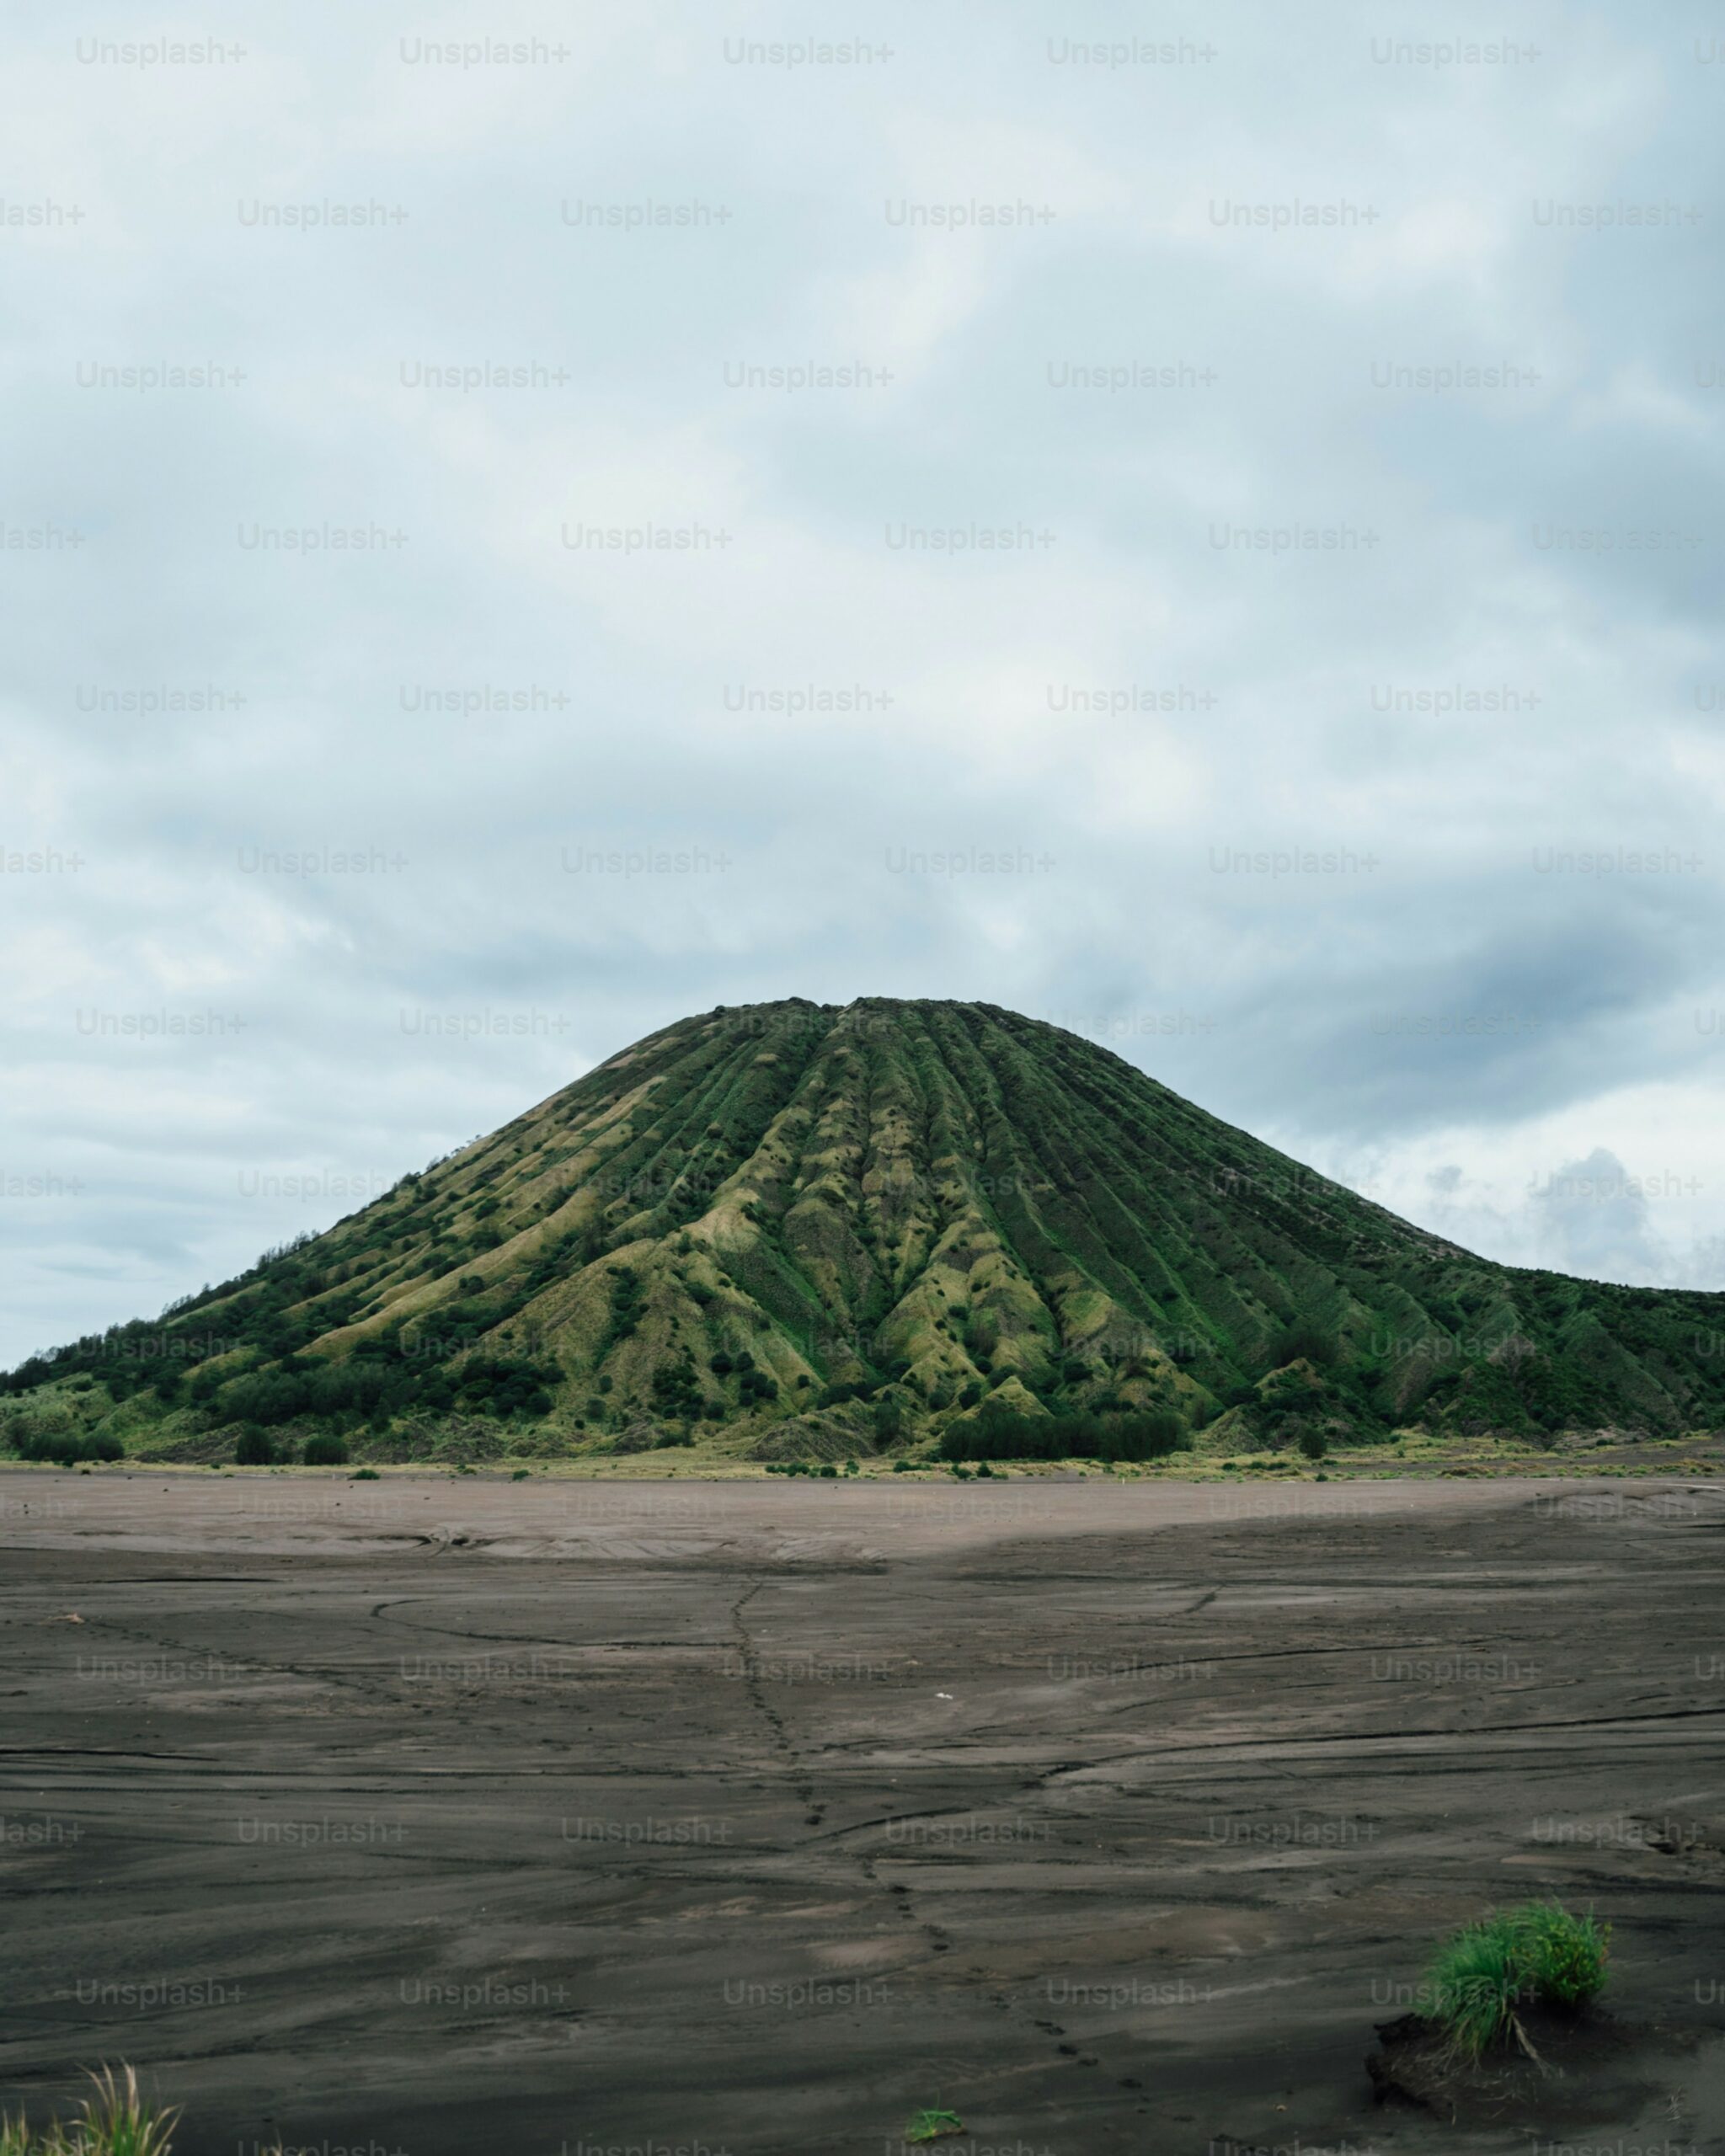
[{"x1": 1425, "y1": 1901, "x2": 1609, "y2": 2058}]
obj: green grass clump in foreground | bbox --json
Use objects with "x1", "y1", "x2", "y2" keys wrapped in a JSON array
[
  {"x1": 1424, "y1": 1901, "x2": 1610, "y2": 2058},
  {"x1": 3, "y1": 2068, "x2": 178, "y2": 2156},
  {"x1": 905, "y1": 2109, "x2": 964, "y2": 2143}
]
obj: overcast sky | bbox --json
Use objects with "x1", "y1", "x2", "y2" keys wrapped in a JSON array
[{"x1": 5, "y1": 0, "x2": 1724, "y2": 1365}]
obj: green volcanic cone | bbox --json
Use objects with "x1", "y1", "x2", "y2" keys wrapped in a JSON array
[{"x1": 7, "y1": 999, "x2": 1722, "y2": 1466}]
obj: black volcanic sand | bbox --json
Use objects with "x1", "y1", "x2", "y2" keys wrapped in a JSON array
[{"x1": 3, "y1": 1471, "x2": 1723, "y2": 2156}]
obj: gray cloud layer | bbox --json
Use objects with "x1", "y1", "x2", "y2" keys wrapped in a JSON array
[{"x1": 6, "y1": 0, "x2": 1725, "y2": 1361}]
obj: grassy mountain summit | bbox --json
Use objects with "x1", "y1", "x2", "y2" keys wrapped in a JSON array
[{"x1": 7, "y1": 997, "x2": 1723, "y2": 1466}]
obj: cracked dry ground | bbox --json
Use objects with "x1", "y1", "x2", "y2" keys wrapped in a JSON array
[{"x1": 3, "y1": 1474, "x2": 1724, "y2": 2155}]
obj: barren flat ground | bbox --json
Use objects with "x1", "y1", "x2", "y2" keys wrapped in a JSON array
[{"x1": 3, "y1": 1470, "x2": 1723, "y2": 2156}]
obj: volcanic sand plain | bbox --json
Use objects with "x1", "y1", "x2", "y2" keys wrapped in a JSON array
[{"x1": 3, "y1": 1470, "x2": 1723, "y2": 2155}]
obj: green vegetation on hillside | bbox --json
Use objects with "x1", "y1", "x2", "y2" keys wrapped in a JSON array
[
  {"x1": 940, "y1": 1404, "x2": 1188, "y2": 1464},
  {"x1": 6, "y1": 998, "x2": 1723, "y2": 1468}
]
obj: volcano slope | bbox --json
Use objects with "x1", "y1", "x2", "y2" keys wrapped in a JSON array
[{"x1": 7, "y1": 997, "x2": 1724, "y2": 1466}]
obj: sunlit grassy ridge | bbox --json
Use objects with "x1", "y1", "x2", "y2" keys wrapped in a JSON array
[{"x1": 7, "y1": 998, "x2": 1724, "y2": 1466}]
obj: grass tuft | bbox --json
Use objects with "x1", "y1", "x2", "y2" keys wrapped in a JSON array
[
  {"x1": 905, "y1": 2110, "x2": 964, "y2": 2144},
  {"x1": 0, "y1": 2068, "x2": 179, "y2": 2155},
  {"x1": 76, "y1": 2068, "x2": 179, "y2": 2156},
  {"x1": 1513, "y1": 1898, "x2": 1612, "y2": 2007},
  {"x1": 1424, "y1": 1901, "x2": 1610, "y2": 2059}
]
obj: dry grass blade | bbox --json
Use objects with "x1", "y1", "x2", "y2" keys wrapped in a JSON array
[{"x1": 75, "y1": 2067, "x2": 179, "y2": 2156}]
